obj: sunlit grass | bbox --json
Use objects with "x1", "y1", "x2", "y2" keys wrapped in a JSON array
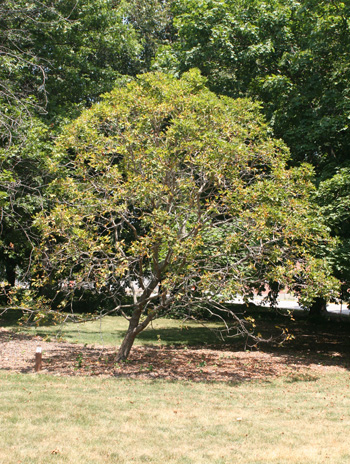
[
  {"x1": 1, "y1": 370, "x2": 350, "y2": 464},
  {"x1": 10, "y1": 314, "x2": 230, "y2": 347},
  {"x1": 2, "y1": 310, "x2": 350, "y2": 462}
]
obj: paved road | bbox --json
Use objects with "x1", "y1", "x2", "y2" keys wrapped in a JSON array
[{"x1": 231, "y1": 297, "x2": 350, "y2": 316}]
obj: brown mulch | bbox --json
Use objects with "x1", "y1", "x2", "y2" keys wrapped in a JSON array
[{"x1": 1, "y1": 326, "x2": 349, "y2": 381}]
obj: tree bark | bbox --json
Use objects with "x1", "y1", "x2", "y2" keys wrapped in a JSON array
[
  {"x1": 6, "y1": 259, "x2": 16, "y2": 287},
  {"x1": 309, "y1": 297, "x2": 328, "y2": 317},
  {"x1": 115, "y1": 278, "x2": 160, "y2": 361},
  {"x1": 116, "y1": 328, "x2": 138, "y2": 362},
  {"x1": 115, "y1": 303, "x2": 141, "y2": 361},
  {"x1": 115, "y1": 304, "x2": 156, "y2": 362}
]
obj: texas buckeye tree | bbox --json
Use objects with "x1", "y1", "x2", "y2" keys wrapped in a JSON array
[{"x1": 35, "y1": 70, "x2": 337, "y2": 360}]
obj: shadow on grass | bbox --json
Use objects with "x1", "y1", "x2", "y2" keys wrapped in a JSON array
[
  {"x1": 135, "y1": 325, "x2": 228, "y2": 345},
  {"x1": 2, "y1": 306, "x2": 350, "y2": 377},
  {"x1": 0, "y1": 309, "x2": 25, "y2": 327},
  {"x1": 261, "y1": 317, "x2": 350, "y2": 369},
  {"x1": 54, "y1": 327, "x2": 227, "y2": 346}
]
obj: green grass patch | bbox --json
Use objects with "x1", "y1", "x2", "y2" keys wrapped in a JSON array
[
  {"x1": 1, "y1": 370, "x2": 350, "y2": 463},
  {"x1": 4, "y1": 313, "x2": 231, "y2": 347}
]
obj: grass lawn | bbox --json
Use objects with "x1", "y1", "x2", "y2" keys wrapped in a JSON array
[
  {"x1": 7, "y1": 313, "x2": 230, "y2": 347},
  {"x1": 1, "y1": 310, "x2": 350, "y2": 463},
  {"x1": 1, "y1": 370, "x2": 350, "y2": 464}
]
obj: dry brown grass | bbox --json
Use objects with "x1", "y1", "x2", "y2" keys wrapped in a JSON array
[
  {"x1": 1, "y1": 370, "x2": 350, "y2": 464},
  {"x1": 1, "y1": 313, "x2": 350, "y2": 463}
]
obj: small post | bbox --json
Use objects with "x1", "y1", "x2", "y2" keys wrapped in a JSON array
[{"x1": 35, "y1": 346, "x2": 42, "y2": 372}]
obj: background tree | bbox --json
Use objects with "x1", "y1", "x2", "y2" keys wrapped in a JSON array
[
  {"x1": 35, "y1": 70, "x2": 337, "y2": 360},
  {"x1": 155, "y1": 0, "x2": 350, "y2": 170},
  {"x1": 0, "y1": 119, "x2": 53, "y2": 301},
  {"x1": 317, "y1": 169, "x2": 350, "y2": 302},
  {"x1": 118, "y1": 0, "x2": 175, "y2": 73},
  {"x1": 0, "y1": 0, "x2": 52, "y2": 145},
  {"x1": 0, "y1": 0, "x2": 65, "y2": 295},
  {"x1": 33, "y1": 0, "x2": 142, "y2": 119}
]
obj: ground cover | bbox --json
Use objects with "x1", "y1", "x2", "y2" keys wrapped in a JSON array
[
  {"x1": 2, "y1": 313, "x2": 227, "y2": 347},
  {"x1": 1, "y1": 370, "x2": 350, "y2": 464},
  {"x1": 0, "y1": 309, "x2": 349, "y2": 379},
  {"x1": 1, "y1": 309, "x2": 350, "y2": 463}
]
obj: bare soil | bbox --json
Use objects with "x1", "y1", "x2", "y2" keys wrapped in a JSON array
[{"x1": 1, "y1": 317, "x2": 349, "y2": 381}]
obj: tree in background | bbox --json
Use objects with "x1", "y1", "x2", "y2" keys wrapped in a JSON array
[
  {"x1": 0, "y1": 121, "x2": 52, "y2": 297},
  {"x1": 155, "y1": 0, "x2": 350, "y2": 171},
  {"x1": 0, "y1": 0, "x2": 144, "y2": 128},
  {"x1": 317, "y1": 169, "x2": 350, "y2": 301},
  {"x1": 34, "y1": 70, "x2": 337, "y2": 359},
  {"x1": 118, "y1": 0, "x2": 175, "y2": 73},
  {"x1": 0, "y1": 0, "x2": 51, "y2": 145},
  {"x1": 0, "y1": 1, "x2": 67, "y2": 294}
]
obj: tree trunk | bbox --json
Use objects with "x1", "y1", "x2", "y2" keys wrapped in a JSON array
[
  {"x1": 6, "y1": 259, "x2": 16, "y2": 287},
  {"x1": 115, "y1": 278, "x2": 160, "y2": 362},
  {"x1": 115, "y1": 305, "x2": 156, "y2": 362},
  {"x1": 115, "y1": 306, "x2": 143, "y2": 362},
  {"x1": 309, "y1": 297, "x2": 327, "y2": 317},
  {"x1": 4, "y1": 259, "x2": 16, "y2": 303},
  {"x1": 116, "y1": 329, "x2": 138, "y2": 362}
]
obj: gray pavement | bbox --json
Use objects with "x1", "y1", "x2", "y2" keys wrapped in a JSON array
[{"x1": 230, "y1": 296, "x2": 350, "y2": 316}]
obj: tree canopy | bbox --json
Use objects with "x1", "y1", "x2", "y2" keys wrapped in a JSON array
[
  {"x1": 155, "y1": 0, "x2": 350, "y2": 170},
  {"x1": 0, "y1": 0, "x2": 146, "y2": 294},
  {"x1": 1, "y1": 0, "x2": 349, "y2": 345},
  {"x1": 153, "y1": 0, "x2": 350, "y2": 296},
  {"x1": 34, "y1": 70, "x2": 337, "y2": 359}
]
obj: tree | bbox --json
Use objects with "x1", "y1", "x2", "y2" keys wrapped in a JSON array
[
  {"x1": 33, "y1": 0, "x2": 142, "y2": 118},
  {"x1": 0, "y1": 0, "x2": 143, "y2": 298},
  {"x1": 0, "y1": 119, "x2": 54, "y2": 301},
  {"x1": 35, "y1": 70, "x2": 337, "y2": 360},
  {"x1": 317, "y1": 168, "x2": 350, "y2": 304},
  {"x1": 0, "y1": 0, "x2": 52, "y2": 145},
  {"x1": 155, "y1": 0, "x2": 350, "y2": 170},
  {"x1": 0, "y1": 0, "x2": 143, "y2": 139},
  {"x1": 118, "y1": 0, "x2": 175, "y2": 73},
  {"x1": 0, "y1": 0, "x2": 60, "y2": 299},
  {"x1": 153, "y1": 0, "x2": 350, "y2": 305}
]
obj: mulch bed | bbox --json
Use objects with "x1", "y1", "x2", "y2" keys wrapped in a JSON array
[{"x1": 1, "y1": 321, "x2": 349, "y2": 381}]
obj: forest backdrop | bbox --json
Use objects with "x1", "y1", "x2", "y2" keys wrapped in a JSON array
[{"x1": 1, "y1": 0, "x2": 349, "y2": 348}]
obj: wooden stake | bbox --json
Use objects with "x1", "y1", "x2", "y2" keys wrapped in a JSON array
[{"x1": 35, "y1": 346, "x2": 42, "y2": 372}]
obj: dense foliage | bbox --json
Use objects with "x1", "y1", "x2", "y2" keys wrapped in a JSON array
[
  {"x1": 155, "y1": 0, "x2": 350, "y2": 169},
  {"x1": 0, "y1": 0, "x2": 349, "y2": 344},
  {"x1": 33, "y1": 71, "x2": 337, "y2": 359},
  {"x1": 153, "y1": 0, "x2": 350, "y2": 293}
]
